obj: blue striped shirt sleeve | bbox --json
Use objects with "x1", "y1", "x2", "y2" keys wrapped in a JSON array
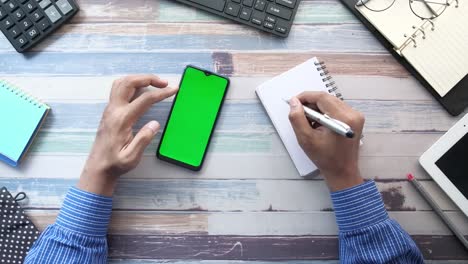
[
  {"x1": 331, "y1": 180, "x2": 425, "y2": 263},
  {"x1": 24, "y1": 187, "x2": 112, "y2": 264}
]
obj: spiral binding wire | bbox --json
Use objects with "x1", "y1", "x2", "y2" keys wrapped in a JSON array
[
  {"x1": 314, "y1": 61, "x2": 343, "y2": 100},
  {"x1": 0, "y1": 80, "x2": 45, "y2": 109}
]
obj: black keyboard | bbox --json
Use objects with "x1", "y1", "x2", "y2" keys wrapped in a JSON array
[
  {"x1": 176, "y1": 0, "x2": 300, "y2": 37},
  {"x1": 0, "y1": 0, "x2": 78, "y2": 53}
]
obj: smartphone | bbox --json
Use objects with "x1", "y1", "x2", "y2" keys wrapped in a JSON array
[{"x1": 157, "y1": 66, "x2": 230, "y2": 171}]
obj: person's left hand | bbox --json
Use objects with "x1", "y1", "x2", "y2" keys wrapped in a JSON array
[{"x1": 78, "y1": 75, "x2": 178, "y2": 196}]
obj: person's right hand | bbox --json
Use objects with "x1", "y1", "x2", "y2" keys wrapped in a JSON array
[{"x1": 288, "y1": 92, "x2": 365, "y2": 192}]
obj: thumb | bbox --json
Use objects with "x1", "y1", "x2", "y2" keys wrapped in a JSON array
[{"x1": 125, "y1": 120, "x2": 160, "y2": 160}]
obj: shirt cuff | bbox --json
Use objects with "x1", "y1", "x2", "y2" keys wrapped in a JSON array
[
  {"x1": 56, "y1": 187, "x2": 113, "y2": 237},
  {"x1": 331, "y1": 180, "x2": 389, "y2": 233}
]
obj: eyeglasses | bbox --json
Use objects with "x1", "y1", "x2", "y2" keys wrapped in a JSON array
[{"x1": 357, "y1": 0, "x2": 459, "y2": 20}]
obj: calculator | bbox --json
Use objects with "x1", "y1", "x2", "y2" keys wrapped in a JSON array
[{"x1": 0, "y1": 0, "x2": 79, "y2": 53}]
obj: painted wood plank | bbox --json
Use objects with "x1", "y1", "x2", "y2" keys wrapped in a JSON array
[
  {"x1": 106, "y1": 235, "x2": 468, "y2": 260},
  {"x1": 20, "y1": 100, "x2": 458, "y2": 134},
  {"x1": 0, "y1": 155, "x2": 429, "y2": 180},
  {"x1": 108, "y1": 261, "x2": 466, "y2": 264},
  {"x1": 71, "y1": 0, "x2": 356, "y2": 25},
  {"x1": 26, "y1": 210, "x2": 468, "y2": 236},
  {"x1": 230, "y1": 53, "x2": 409, "y2": 77},
  {"x1": 109, "y1": 261, "x2": 340, "y2": 264},
  {"x1": 0, "y1": 76, "x2": 433, "y2": 102},
  {"x1": 0, "y1": 24, "x2": 385, "y2": 53},
  {"x1": 0, "y1": 53, "x2": 409, "y2": 78},
  {"x1": 0, "y1": 52, "x2": 213, "y2": 76},
  {"x1": 2, "y1": 179, "x2": 461, "y2": 211}
]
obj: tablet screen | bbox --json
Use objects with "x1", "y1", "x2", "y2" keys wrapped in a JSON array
[{"x1": 436, "y1": 133, "x2": 468, "y2": 199}]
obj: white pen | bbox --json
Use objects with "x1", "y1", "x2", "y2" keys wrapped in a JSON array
[{"x1": 284, "y1": 98, "x2": 355, "y2": 139}]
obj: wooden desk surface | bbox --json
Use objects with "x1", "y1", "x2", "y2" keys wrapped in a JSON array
[{"x1": 1, "y1": 0, "x2": 467, "y2": 262}]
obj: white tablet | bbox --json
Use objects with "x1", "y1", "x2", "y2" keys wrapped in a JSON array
[{"x1": 420, "y1": 113, "x2": 468, "y2": 217}]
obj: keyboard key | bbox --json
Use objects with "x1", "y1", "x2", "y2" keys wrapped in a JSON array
[
  {"x1": 37, "y1": 17, "x2": 49, "y2": 30},
  {"x1": 276, "y1": 0, "x2": 296, "y2": 8},
  {"x1": 251, "y1": 11, "x2": 265, "y2": 25},
  {"x1": 254, "y1": 0, "x2": 266, "y2": 11},
  {"x1": 19, "y1": 17, "x2": 32, "y2": 29},
  {"x1": 243, "y1": 0, "x2": 253, "y2": 6},
  {"x1": 232, "y1": 0, "x2": 241, "y2": 3},
  {"x1": 31, "y1": 9, "x2": 42, "y2": 21},
  {"x1": 8, "y1": 25, "x2": 20, "y2": 37},
  {"x1": 44, "y1": 5, "x2": 60, "y2": 22},
  {"x1": 266, "y1": 3, "x2": 291, "y2": 20},
  {"x1": 12, "y1": 8, "x2": 25, "y2": 21},
  {"x1": 1, "y1": 17, "x2": 14, "y2": 29},
  {"x1": 187, "y1": 0, "x2": 225, "y2": 12},
  {"x1": 26, "y1": 25, "x2": 39, "y2": 39},
  {"x1": 38, "y1": 0, "x2": 51, "y2": 9},
  {"x1": 225, "y1": 2, "x2": 240, "y2": 16},
  {"x1": 239, "y1": 8, "x2": 252, "y2": 21},
  {"x1": 5, "y1": 1, "x2": 19, "y2": 12},
  {"x1": 275, "y1": 20, "x2": 288, "y2": 34},
  {"x1": 56, "y1": 0, "x2": 73, "y2": 15},
  {"x1": 23, "y1": 1, "x2": 37, "y2": 13},
  {"x1": 263, "y1": 21, "x2": 274, "y2": 29},
  {"x1": 265, "y1": 15, "x2": 276, "y2": 23},
  {"x1": 0, "y1": 7, "x2": 6, "y2": 20}
]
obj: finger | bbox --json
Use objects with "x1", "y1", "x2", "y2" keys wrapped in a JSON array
[
  {"x1": 296, "y1": 91, "x2": 342, "y2": 114},
  {"x1": 111, "y1": 75, "x2": 169, "y2": 103},
  {"x1": 122, "y1": 120, "x2": 160, "y2": 164},
  {"x1": 288, "y1": 97, "x2": 318, "y2": 143},
  {"x1": 128, "y1": 86, "x2": 179, "y2": 120}
]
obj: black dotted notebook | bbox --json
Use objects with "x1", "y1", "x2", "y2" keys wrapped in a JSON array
[{"x1": 0, "y1": 187, "x2": 40, "y2": 263}]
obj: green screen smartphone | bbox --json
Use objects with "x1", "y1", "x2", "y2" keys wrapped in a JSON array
[{"x1": 157, "y1": 66, "x2": 230, "y2": 171}]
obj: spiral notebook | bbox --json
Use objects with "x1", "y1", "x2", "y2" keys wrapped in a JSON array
[
  {"x1": 355, "y1": 0, "x2": 467, "y2": 97},
  {"x1": 0, "y1": 80, "x2": 50, "y2": 167},
  {"x1": 256, "y1": 58, "x2": 342, "y2": 177}
]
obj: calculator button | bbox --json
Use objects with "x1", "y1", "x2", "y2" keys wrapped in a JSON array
[
  {"x1": 26, "y1": 26, "x2": 39, "y2": 39},
  {"x1": 15, "y1": 34, "x2": 28, "y2": 47},
  {"x1": 38, "y1": 0, "x2": 51, "y2": 9},
  {"x1": 31, "y1": 9, "x2": 42, "y2": 21},
  {"x1": 8, "y1": 25, "x2": 20, "y2": 37},
  {"x1": 19, "y1": 0, "x2": 28, "y2": 4},
  {"x1": 1, "y1": 17, "x2": 14, "y2": 29},
  {"x1": 0, "y1": 7, "x2": 6, "y2": 20},
  {"x1": 44, "y1": 5, "x2": 61, "y2": 23},
  {"x1": 13, "y1": 8, "x2": 25, "y2": 21},
  {"x1": 37, "y1": 17, "x2": 49, "y2": 31},
  {"x1": 56, "y1": 0, "x2": 73, "y2": 15},
  {"x1": 18, "y1": 17, "x2": 31, "y2": 30},
  {"x1": 0, "y1": 0, "x2": 8, "y2": 3},
  {"x1": 5, "y1": 1, "x2": 19, "y2": 12},
  {"x1": 23, "y1": 1, "x2": 37, "y2": 13}
]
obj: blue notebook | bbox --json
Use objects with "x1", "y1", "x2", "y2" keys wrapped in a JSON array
[{"x1": 0, "y1": 80, "x2": 50, "y2": 167}]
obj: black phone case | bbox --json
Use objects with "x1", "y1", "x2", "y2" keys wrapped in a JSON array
[
  {"x1": 156, "y1": 65, "x2": 230, "y2": 171},
  {"x1": 340, "y1": 0, "x2": 468, "y2": 116}
]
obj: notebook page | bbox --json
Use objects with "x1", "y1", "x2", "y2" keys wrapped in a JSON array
[
  {"x1": 356, "y1": 0, "x2": 424, "y2": 48},
  {"x1": 0, "y1": 82, "x2": 47, "y2": 163},
  {"x1": 256, "y1": 58, "x2": 329, "y2": 176},
  {"x1": 401, "y1": 2, "x2": 468, "y2": 97}
]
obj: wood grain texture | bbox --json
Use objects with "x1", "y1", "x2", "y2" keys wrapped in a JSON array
[
  {"x1": 1, "y1": 0, "x2": 466, "y2": 261},
  {"x1": 106, "y1": 235, "x2": 468, "y2": 260}
]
